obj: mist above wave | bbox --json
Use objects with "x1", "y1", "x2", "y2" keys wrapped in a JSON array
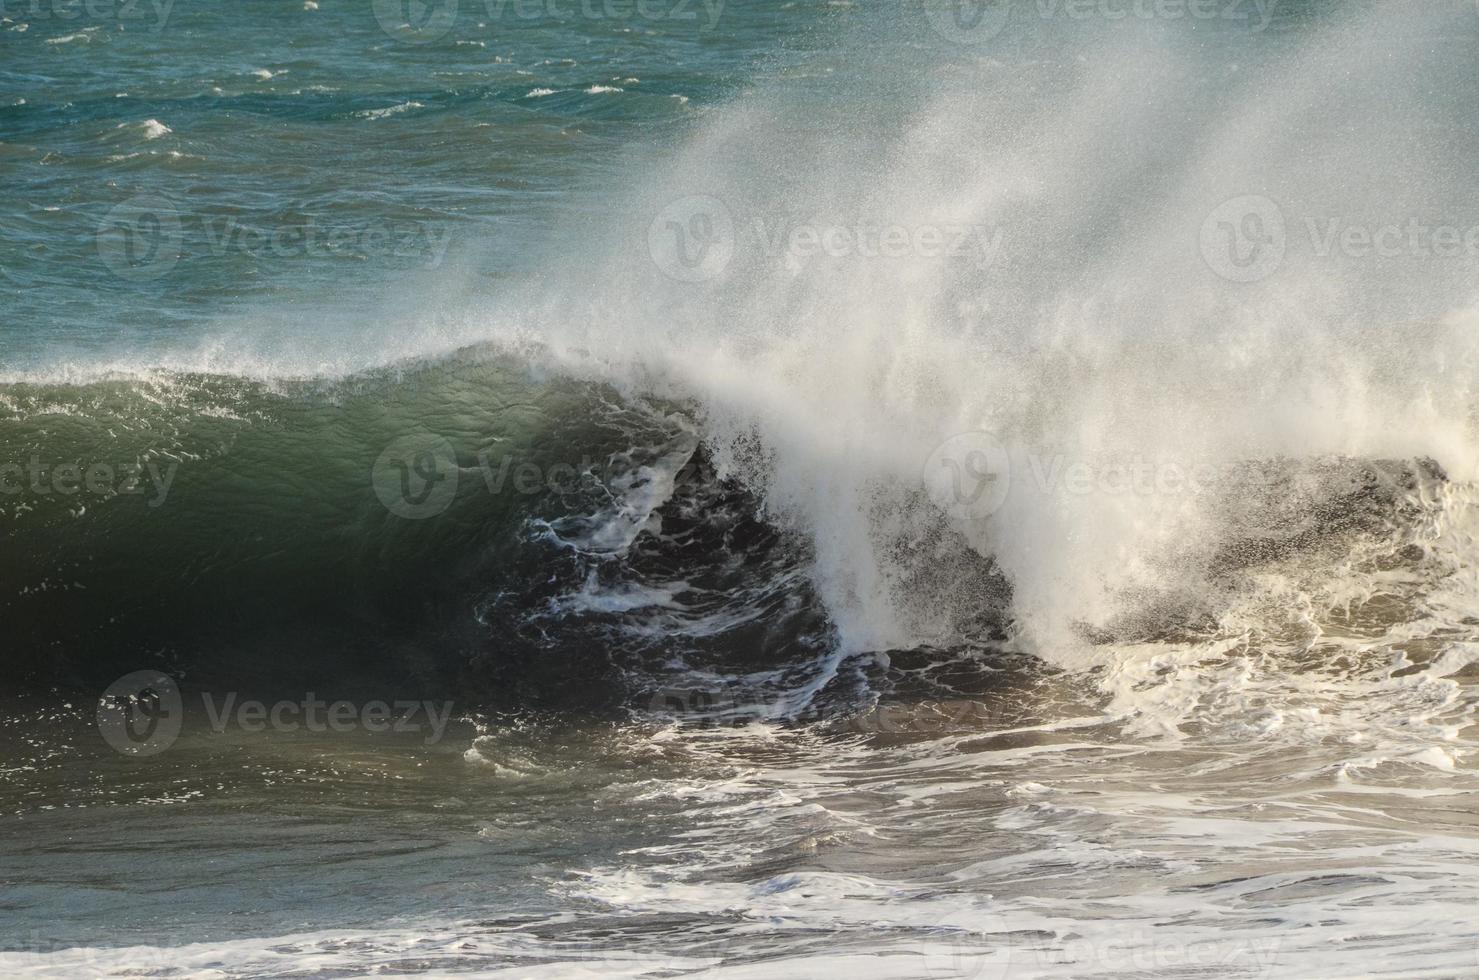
[{"x1": 474, "y1": 1, "x2": 1479, "y2": 658}]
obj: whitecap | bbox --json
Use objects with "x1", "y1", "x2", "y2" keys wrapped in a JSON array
[
  {"x1": 116, "y1": 119, "x2": 171, "y2": 139},
  {"x1": 45, "y1": 29, "x2": 96, "y2": 44},
  {"x1": 354, "y1": 101, "x2": 424, "y2": 120}
]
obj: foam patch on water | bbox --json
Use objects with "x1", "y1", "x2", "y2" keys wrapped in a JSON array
[
  {"x1": 356, "y1": 101, "x2": 425, "y2": 120},
  {"x1": 44, "y1": 27, "x2": 97, "y2": 44}
]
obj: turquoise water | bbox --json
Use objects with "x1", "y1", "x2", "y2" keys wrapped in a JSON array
[{"x1": 3, "y1": 0, "x2": 827, "y2": 367}]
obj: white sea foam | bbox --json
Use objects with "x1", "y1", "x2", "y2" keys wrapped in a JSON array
[
  {"x1": 531, "y1": 433, "x2": 698, "y2": 555},
  {"x1": 472, "y1": 2, "x2": 1479, "y2": 662},
  {"x1": 355, "y1": 101, "x2": 424, "y2": 120},
  {"x1": 44, "y1": 27, "x2": 96, "y2": 44},
  {"x1": 138, "y1": 118, "x2": 170, "y2": 139}
]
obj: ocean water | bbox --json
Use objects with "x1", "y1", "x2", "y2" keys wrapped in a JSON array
[{"x1": 6, "y1": 0, "x2": 1479, "y2": 976}]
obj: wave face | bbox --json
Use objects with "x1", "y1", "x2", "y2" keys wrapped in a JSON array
[
  {"x1": 0, "y1": 358, "x2": 836, "y2": 707},
  {"x1": 6, "y1": 0, "x2": 1479, "y2": 700}
]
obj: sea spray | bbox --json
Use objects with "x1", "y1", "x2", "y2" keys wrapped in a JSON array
[{"x1": 484, "y1": 0, "x2": 1479, "y2": 659}]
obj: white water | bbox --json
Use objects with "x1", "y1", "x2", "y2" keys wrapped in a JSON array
[
  {"x1": 465, "y1": 9, "x2": 1479, "y2": 970},
  {"x1": 463, "y1": 1, "x2": 1479, "y2": 659}
]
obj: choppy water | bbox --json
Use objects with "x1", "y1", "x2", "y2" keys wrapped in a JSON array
[{"x1": 6, "y1": 0, "x2": 1479, "y2": 977}]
